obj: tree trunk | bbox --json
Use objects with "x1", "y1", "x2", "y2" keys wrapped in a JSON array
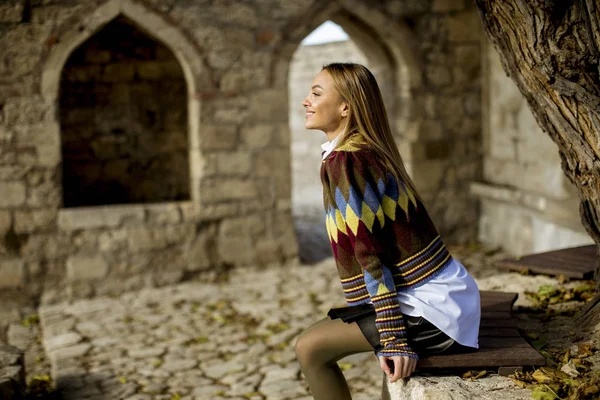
[{"x1": 474, "y1": 0, "x2": 600, "y2": 323}]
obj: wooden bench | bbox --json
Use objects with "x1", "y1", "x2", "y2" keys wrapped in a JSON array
[
  {"x1": 496, "y1": 244, "x2": 597, "y2": 280},
  {"x1": 416, "y1": 291, "x2": 545, "y2": 376}
]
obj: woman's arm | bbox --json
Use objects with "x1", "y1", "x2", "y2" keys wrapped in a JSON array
[{"x1": 324, "y1": 149, "x2": 417, "y2": 360}]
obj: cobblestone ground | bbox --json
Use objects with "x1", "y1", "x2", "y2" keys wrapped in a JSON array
[
  {"x1": 32, "y1": 259, "x2": 384, "y2": 400},
  {"x1": 7, "y1": 235, "x2": 572, "y2": 400}
]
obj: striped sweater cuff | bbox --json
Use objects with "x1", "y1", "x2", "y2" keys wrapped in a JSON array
[
  {"x1": 372, "y1": 292, "x2": 417, "y2": 358},
  {"x1": 377, "y1": 341, "x2": 418, "y2": 359}
]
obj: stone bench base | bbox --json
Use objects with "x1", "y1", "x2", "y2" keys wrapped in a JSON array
[
  {"x1": 382, "y1": 374, "x2": 532, "y2": 400},
  {"x1": 0, "y1": 344, "x2": 25, "y2": 400}
]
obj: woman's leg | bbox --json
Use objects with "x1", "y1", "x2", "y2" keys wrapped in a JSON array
[{"x1": 295, "y1": 317, "x2": 374, "y2": 400}]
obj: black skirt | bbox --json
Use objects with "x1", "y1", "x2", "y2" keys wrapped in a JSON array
[{"x1": 327, "y1": 303, "x2": 475, "y2": 357}]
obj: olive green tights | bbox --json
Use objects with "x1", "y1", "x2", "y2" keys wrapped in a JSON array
[{"x1": 295, "y1": 317, "x2": 374, "y2": 400}]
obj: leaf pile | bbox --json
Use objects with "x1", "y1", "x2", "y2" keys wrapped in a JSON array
[
  {"x1": 461, "y1": 370, "x2": 488, "y2": 381},
  {"x1": 25, "y1": 374, "x2": 59, "y2": 399},
  {"x1": 510, "y1": 343, "x2": 599, "y2": 399},
  {"x1": 525, "y1": 283, "x2": 596, "y2": 309}
]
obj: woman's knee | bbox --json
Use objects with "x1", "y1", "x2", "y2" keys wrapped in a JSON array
[{"x1": 295, "y1": 329, "x2": 328, "y2": 367}]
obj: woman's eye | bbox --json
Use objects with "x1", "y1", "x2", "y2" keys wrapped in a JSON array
[{"x1": 312, "y1": 92, "x2": 320, "y2": 96}]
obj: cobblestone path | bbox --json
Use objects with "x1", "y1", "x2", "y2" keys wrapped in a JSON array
[
  {"x1": 4, "y1": 243, "x2": 543, "y2": 400},
  {"x1": 36, "y1": 260, "x2": 382, "y2": 400}
]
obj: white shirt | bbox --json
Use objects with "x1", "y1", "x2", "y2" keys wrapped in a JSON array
[
  {"x1": 320, "y1": 137, "x2": 480, "y2": 348},
  {"x1": 321, "y1": 134, "x2": 342, "y2": 159}
]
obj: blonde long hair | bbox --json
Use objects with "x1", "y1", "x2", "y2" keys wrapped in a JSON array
[{"x1": 323, "y1": 62, "x2": 421, "y2": 199}]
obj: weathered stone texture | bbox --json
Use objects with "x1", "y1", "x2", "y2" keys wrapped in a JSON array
[
  {"x1": 66, "y1": 255, "x2": 109, "y2": 282},
  {"x1": 0, "y1": 344, "x2": 25, "y2": 400},
  {"x1": 475, "y1": 41, "x2": 590, "y2": 255},
  {"x1": 0, "y1": 0, "x2": 489, "y2": 300},
  {"x1": 0, "y1": 259, "x2": 25, "y2": 288}
]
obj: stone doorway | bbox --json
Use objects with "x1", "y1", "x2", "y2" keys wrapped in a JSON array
[
  {"x1": 59, "y1": 16, "x2": 190, "y2": 208},
  {"x1": 288, "y1": 21, "x2": 385, "y2": 264}
]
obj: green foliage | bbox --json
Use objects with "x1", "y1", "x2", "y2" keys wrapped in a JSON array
[
  {"x1": 525, "y1": 282, "x2": 596, "y2": 309},
  {"x1": 21, "y1": 314, "x2": 39, "y2": 327}
]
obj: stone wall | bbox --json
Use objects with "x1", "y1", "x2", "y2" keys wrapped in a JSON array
[
  {"x1": 0, "y1": 0, "x2": 484, "y2": 302},
  {"x1": 474, "y1": 40, "x2": 593, "y2": 256}
]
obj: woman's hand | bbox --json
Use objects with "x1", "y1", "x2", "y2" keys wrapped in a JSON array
[{"x1": 379, "y1": 355, "x2": 417, "y2": 382}]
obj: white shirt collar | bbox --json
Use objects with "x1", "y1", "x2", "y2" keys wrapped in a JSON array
[{"x1": 321, "y1": 134, "x2": 342, "y2": 160}]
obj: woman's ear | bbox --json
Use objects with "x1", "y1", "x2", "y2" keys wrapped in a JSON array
[{"x1": 341, "y1": 103, "x2": 349, "y2": 118}]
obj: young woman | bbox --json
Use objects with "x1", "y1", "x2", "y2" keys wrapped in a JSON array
[{"x1": 295, "y1": 63, "x2": 480, "y2": 400}]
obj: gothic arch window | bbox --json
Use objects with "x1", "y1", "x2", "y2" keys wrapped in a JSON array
[
  {"x1": 288, "y1": 20, "x2": 370, "y2": 264},
  {"x1": 59, "y1": 16, "x2": 190, "y2": 207}
]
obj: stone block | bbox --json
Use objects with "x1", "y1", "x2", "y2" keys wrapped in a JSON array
[
  {"x1": 102, "y1": 63, "x2": 135, "y2": 82},
  {"x1": 66, "y1": 255, "x2": 109, "y2": 281},
  {"x1": 425, "y1": 139, "x2": 451, "y2": 159},
  {"x1": 446, "y1": 11, "x2": 483, "y2": 42},
  {"x1": 58, "y1": 205, "x2": 145, "y2": 231},
  {"x1": 454, "y1": 45, "x2": 480, "y2": 75},
  {"x1": 0, "y1": 210, "x2": 10, "y2": 236},
  {"x1": 200, "y1": 178, "x2": 258, "y2": 203},
  {"x1": 50, "y1": 343, "x2": 91, "y2": 363},
  {"x1": 217, "y1": 151, "x2": 252, "y2": 176},
  {"x1": 14, "y1": 209, "x2": 56, "y2": 234},
  {"x1": 198, "y1": 125, "x2": 238, "y2": 151},
  {"x1": 7, "y1": 323, "x2": 37, "y2": 352},
  {"x1": 196, "y1": 202, "x2": 238, "y2": 220},
  {"x1": 254, "y1": 149, "x2": 290, "y2": 178},
  {"x1": 84, "y1": 48, "x2": 111, "y2": 64},
  {"x1": 136, "y1": 61, "x2": 163, "y2": 80},
  {"x1": 0, "y1": 182, "x2": 26, "y2": 207},
  {"x1": 0, "y1": 259, "x2": 25, "y2": 288},
  {"x1": 126, "y1": 227, "x2": 155, "y2": 252},
  {"x1": 146, "y1": 203, "x2": 182, "y2": 225},
  {"x1": 425, "y1": 65, "x2": 452, "y2": 87},
  {"x1": 0, "y1": 3, "x2": 23, "y2": 23},
  {"x1": 411, "y1": 160, "x2": 446, "y2": 192},
  {"x1": 255, "y1": 239, "x2": 283, "y2": 266},
  {"x1": 0, "y1": 343, "x2": 25, "y2": 398},
  {"x1": 186, "y1": 234, "x2": 213, "y2": 272},
  {"x1": 219, "y1": 215, "x2": 265, "y2": 238},
  {"x1": 433, "y1": 0, "x2": 465, "y2": 12},
  {"x1": 217, "y1": 235, "x2": 255, "y2": 265},
  {"x1": 241, "y1": 124, "x2": 273, "y2": 149},
  {"x1": 3, "y1": 96, "x2": 54, "y2": 126},
  {"x1": 418, "y1": 120, "x2": 444, "y2": 141},
  {"x1": 248, "y1": 89, "x2": 288, "y2": 123},
  {"x1": 382, "y1": 374, "x2": 531, "y2": 399}
]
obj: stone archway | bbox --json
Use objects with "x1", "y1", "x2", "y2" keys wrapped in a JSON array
[
  {"x1": 276, "y1": 0, "x2": 423, "y2": 162},
  {"x1": 59, "y1": 16, "x2": 190, "y2": 207},
  {"x1": 277, "y1": 0, "x2": 423, "y2": 263},
  {"x1": 40, "y1": 0, "x2": 210, "y2": 208}
]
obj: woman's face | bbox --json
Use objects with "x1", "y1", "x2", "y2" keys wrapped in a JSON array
[{"x1": 302, "y1": 69, "x2": 348, "y2": 136}]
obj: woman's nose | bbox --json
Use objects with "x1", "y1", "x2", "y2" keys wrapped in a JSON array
[{"x1": 302, "y1": 97, "x2": 310, "y2": 108}]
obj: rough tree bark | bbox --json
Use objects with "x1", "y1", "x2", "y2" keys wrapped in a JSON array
[{"x1": 474, "y1": 0, "x2": 600, "y2": 322}]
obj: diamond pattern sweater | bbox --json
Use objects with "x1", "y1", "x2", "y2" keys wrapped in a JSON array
[{"x1": 321, "y1": 136, "x2": 453, "y2": 358}]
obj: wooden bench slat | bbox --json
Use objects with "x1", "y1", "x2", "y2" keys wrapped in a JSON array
[
  {"x1": 495, "y1": 245, "x2": 596, "y2": 279},
  {"x1": 479, "y1": 319, "x2": 516, "y2": 328},
  {"x1": 478, "y1": 327, "x2": 521, "y2": 337},
  {"x1": 480, "y1": 311, "x2": 512, "y2": 320},
  {"x1": 406, "y1": 291, "x2": 546, "y2": 372},
  {"x1": 478, "y1": 337, "x2": 532, "y2": 348},
  {"x1": 417, "y1": 346, "x2": 545, "y2": 369}
]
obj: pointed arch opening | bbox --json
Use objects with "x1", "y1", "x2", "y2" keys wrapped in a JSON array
[
  {"x1": 60, "y1": 16, "x2": 189, "y2": 207},
  {"x1": 286, "y1": 8, "x2": 418, "y2": 264}
]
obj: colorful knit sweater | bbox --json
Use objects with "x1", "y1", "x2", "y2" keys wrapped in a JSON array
[{"x1": 321, "y1": 135, "x2": 453, "y2": 359}]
